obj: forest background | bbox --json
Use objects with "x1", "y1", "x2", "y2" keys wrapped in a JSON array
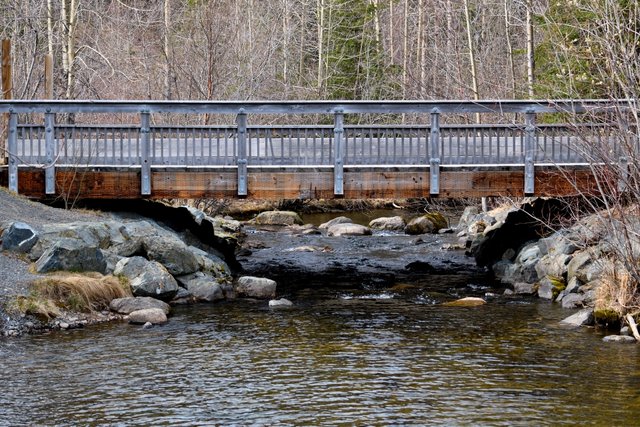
[{"x1": 1, "y1": 0, "x2": 637, "y2": 109}]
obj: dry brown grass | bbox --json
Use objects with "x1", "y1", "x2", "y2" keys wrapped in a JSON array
[
  {"x1": 595, "y1": 262, "x2": 640, "y2": 318},
  {"x1": 34, "y1": 272, "x2": 132, "y2": 312},
  {"x1": 11, "y1": 272, "x2": 132, "y2": 318}
]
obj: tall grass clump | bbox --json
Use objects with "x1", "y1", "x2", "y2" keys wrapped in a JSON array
[{"x1": 13, "y1": 272, "x2": 131, "y2": 318}]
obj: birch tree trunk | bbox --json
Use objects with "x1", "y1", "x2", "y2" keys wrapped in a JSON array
[
  {"x1": 463, "y1": 0, "x2": 480, "y2": 122},
  {"x1": 317, "y1": 0, "x2": 325, "y2": 94},
  {"x1": 164, "y1": 0, "x2": 172, "y2": 99},
  {"x1": 526, "y1": 0, "x2": 535, "y2": 98},
  {"x1": 503, "y1": 0, "x2": 517, "y2": 98}
]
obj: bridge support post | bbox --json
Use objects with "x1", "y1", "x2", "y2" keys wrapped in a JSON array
[
  {"x1": 429, "y1": 109, "x2": 441, "y2": 195},
  {"x1": 334, "y1": 110, "x2": 344, "y2": 196},
  {"x1": 237, "y1": 110, "x2": 248, "y2": 196},
  {"x1": 7, "y1": 110, "x2": 17, "y2": 193},
  {"x1": 140, "y1": 111, "x2": 151, "y2": 195},
  {"x1": 524, "y1": 112, "x2": 536, "y2": 195},
  {"x1": 44, "y1": 111, "x2": 56, "y2": 195}
]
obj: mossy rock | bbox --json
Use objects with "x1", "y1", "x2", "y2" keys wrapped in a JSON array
[
  {"x1": 424, "y1": 211, "x2": 448, "y2": 231},
  {"x1": 594, "y1": 308, "x2": 621, "y2": 328}
]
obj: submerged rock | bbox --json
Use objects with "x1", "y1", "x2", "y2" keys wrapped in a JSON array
[
  {"x1": 128, "y1": 308, "x2": 168, "y2": 325},
  {"x1": 368, "y1": 216, "x2": 406, "y2": 232},
  {"x1": 602, "y1": 335, "x2": 637, "y2": 344},
  {"x1": 236, "y1": 276, "x2": 277, "y2": 299},
  {"x1": 109, "y1": 297, "x2": 171, "y2": 315},
  {"x1": 442, "y1": 297, "x2": 486, "y2": 307},
  {"x1": 319, "y1": 216, "x2": 352, "y2": 230},
  {"x1": 327, "y1": 223, "x2": 371, "y2": 237},
  {"x1": 253, "y1": 211, "x2": 303, "y2": 226},
  {"x1": 560, "y1": 308, "x2": 594, "y2": 327},
  {"x1": 269, "y1": 298, "x2": 294, "y2": 307}
]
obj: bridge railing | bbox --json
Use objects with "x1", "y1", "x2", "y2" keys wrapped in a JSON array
[{"x1": 1, "y1": 99, "x2": 634, "y2": 197}]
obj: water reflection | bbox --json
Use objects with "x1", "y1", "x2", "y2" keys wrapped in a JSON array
[{"x1": 1, "y1": 291, "x2": 639, "y2": 426}]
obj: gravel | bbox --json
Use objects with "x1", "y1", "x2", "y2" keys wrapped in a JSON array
[{"x1": 0, "y1": 188, "x2": 107, "y2": 335}]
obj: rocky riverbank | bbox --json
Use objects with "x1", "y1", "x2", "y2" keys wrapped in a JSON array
[
  {"x1": 460, "y1": 198, "x2": 640, "y2": 340},
  {"x1": 1, "y1": 189, "x2": 636, "y2": 342}
]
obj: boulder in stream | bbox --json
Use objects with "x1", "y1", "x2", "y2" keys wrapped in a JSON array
[
  {"x1": 110, "y1": 296, "x2": 171, "y2": 315},
  {"x1": 327, "y1": 223, "x2": 372, "y2": 237},
  {"x1": 253, "y1": 211, "x2": 303, "y2": 226},
  {"x1": 236, "y1": 276, "x2": 277, "y2": 299},
  {"x1": 128, "y1": 308, "x2": 168, "y2": 325},
  {"x1": 369, "y1": 216, "x2": 406, "y2": 232}
]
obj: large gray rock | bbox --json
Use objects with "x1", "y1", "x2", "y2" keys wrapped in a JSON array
[
  {"x1": 567, "y1": 250, "x2": 595, "y2": 283},
  {"x1": 368, "y1": 216, "x2": 406, "y2": 231},
  {"x1": 109, "y1": 297, "x2": 171, "y2": 315},
  {"x1": 1, "y1": 221, "x2": 38, "y2": 253},
  {"x1": 327, "y1": 223, "x2": 372, "y2": 237},
  {"x1": 29, "y1": 221, "x2": 118, "y2": 260},
  {"x1": 560, "y1": 308, "x2": 594, "y2": 327},
  {"x1": 537, "y1": 276, "x2": 564, "y2": 300},
  {"x1": 236, "y1": 276, "x2": 277, "y2": 299},
  {"x1": 142, "y1": 235, "x2": 199, "y2": 276},
  {"x1": 128, "y1": 308, "x2": 168, "y2": 325},
  {"x1": 35, "y1": 238, "x2": 106, "y2": 273},
  {"x1": 113, "y1": 256, "x2": 149, "y2": 277},
  {"x1": 187, "y1": 245, "x2": 231, "y2": 284},
  {"x1": 253, "y1": 211, "x2": 303, "y2": 226},
  {"x1": 176, "y1": 272, "x2": 224, "y2": 302},
  {"x1": 535, "y1": 253, "x2": 572, "y2": 279},
  {"x1": 404, "y1": 216, "x2": 435, "y2": 235},
  {"x1": 513, "y1": 282, "x2": 536, "y2": 295},
  {"x1": 117, "y1": 257, "x2": 179, "y2": 301},
  {"x1": 560, "y1": 293, "x2": 585, "y2": 309},
  {"x1": 319, "y1": 216, "x2": 352, "y2": 230}
]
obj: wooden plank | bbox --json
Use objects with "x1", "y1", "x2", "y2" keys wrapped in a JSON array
[{"x1": 1, "y1": 166, "x2": 600, "y2": 200}]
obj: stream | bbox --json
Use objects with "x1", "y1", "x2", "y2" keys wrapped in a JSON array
[{"x1": 2, "y1": 286, "x2": 640, "y2": 426}]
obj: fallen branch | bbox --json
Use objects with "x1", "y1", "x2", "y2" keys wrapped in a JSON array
[{"x1": 625, "y1": 313, "x2": 640, "y2": 341}]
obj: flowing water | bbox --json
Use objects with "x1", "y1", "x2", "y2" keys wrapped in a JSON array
[{"x1": 2, "y1": 284, "x2": 640, "y2": 426}]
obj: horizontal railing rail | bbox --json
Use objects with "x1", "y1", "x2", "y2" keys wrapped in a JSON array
[{"x1": 2, "y1": 99, "x2": 635, "y2": 197}]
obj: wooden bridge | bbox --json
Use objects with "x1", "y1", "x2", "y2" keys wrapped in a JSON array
[{"x1": 0, "y1": 99, "x2": 633, "y2": 200}]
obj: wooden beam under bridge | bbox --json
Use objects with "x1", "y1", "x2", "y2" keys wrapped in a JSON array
[{"x1": 0, "y1": 165, "x2": 600, "y2": 200}]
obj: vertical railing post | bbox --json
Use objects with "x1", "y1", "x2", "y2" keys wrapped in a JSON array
[
  {"x1": 524, "y1": 111, "x2": 536, "y2": 195},
  {"x1": 44, "y1": 110, "x2": 56, "y2": 195},
  {"x1": 140, "y1": 110, "x2": 151, "y2": 196},
  {"x1": 7, "y1": 109, "x2": 17, "y2": 193},
  {"x1": 430, "y1": 108, "x2": 441, "y2": 195},
  {"x1": 236, "y1": 109, "x2": 248, "y2": 196},
  {"x1": 333, "y1": 110, "x2": 345, "y2": 196}
]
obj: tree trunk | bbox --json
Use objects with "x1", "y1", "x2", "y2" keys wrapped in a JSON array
[
  {"x1": 463, "y1": 0, "x2": 480, "y2": 123},
  {"x1": 503, "y1": 0, "x2": 517, "y2": 98},
  {"x1": 164, "y1": 0, "x2": 172, "y2": 100},
  {"x1": 526, "y1": 0, "x2": 534, "y2": 99}
]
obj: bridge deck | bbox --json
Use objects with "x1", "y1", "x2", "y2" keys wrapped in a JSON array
[{"x1": 0, "y1": 99, "x2": 632, "y2": 200}]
